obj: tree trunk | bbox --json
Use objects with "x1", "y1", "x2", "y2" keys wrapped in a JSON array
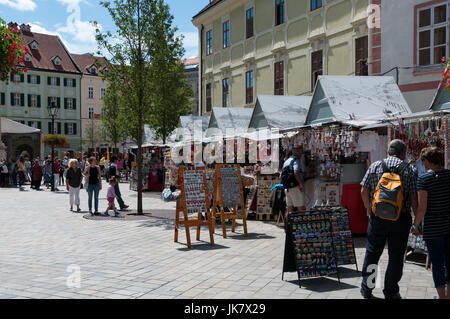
[{"x1": 137, "y1": 115, "x2": 143, "y2": 215}]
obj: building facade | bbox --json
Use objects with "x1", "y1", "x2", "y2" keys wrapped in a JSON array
[
  {"x1": 373, "y1": 0, "x2": 449, "y2": 112},
  {"x1": 71, "y1": 54, "x2": 112, "y2": 155},
  {"x1": 193, "y1": 0, "x2": 370, "y2": 115},
  {"x1": 0, "y1": 23, "x2": 82, "y2": 158},
  {"x1": 183, "y1": 57, "x2": 200, "y2": 115}
]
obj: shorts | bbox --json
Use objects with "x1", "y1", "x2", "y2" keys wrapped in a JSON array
[
  {"x1": 107, "y1": 197, "x2": 115, "y2": 204},
  {"x1": 285, "y1": 187, "x2": 305, "y2": 208}
]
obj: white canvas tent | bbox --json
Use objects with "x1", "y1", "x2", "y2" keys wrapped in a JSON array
[{"x1": 207, "y1": 107, "x2": 253, "y2": 138}]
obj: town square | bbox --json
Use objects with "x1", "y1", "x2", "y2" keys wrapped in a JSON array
[{"x1": 0, "y1": 0, "x2": 450, "y2": 303}]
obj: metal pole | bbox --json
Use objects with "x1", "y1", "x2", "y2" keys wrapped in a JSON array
[{"x1": 51, "y1": 115, "x2": 55, "y2": 192}]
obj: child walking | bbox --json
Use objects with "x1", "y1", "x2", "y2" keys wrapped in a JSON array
[{"x1": 104, "y1": 177, "x2": 120, "y2": 217}]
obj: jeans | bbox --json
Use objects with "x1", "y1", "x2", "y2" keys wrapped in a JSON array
[
  {"x1": 114, "y1": 183, "x2": 125, "y2": 209},
  {"x1": 69, "y1": 186, "x2": 81, "y2": 207},
  {"x1": 361, "y1": 215, "x2": 411, "y2": 297},
  {"x1": 18, "y1": 171, "x2": 26, "y2": 187},
  {"x1": 425, "y1": 235, "x2": 450, "y2": 289},
  {"x1": 87, "y1": 183, "x2": 100, "y2": 212}
]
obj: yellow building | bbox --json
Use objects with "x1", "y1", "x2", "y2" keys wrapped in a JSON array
[{"x1": 192, "y1": 0, "x2": 370, "y2": 115}]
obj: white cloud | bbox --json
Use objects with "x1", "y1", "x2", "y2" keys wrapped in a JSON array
[
  {"x1": 0, "y1": 0, "x2": 36, "y2": 11},
  {"x1": 178, "y1": 31, "x2": 198, "y2": 59},
  {"x1": 55, "y1": 0, "x2": 101, "y2": 45}
]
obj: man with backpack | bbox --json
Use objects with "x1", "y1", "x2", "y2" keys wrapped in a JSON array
[
  {"x1": 281, "y1": 145, "x2": 306, "y2": 217},
  {"x1": 360, "y1": 139, "x2": 418, "y2": 299}
]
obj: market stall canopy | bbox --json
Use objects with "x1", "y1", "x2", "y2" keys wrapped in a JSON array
[
  {"x1": 305, "y1": 76, "x2": 412, "y2": 126},
  {"x1": 0, "y1": 118, "x2": 41, "y2": 134},
  {"x1": 248, "y1": 95, "x2": 312, "y2": 132},
  {"x1": 430, "y1": 87, "x2": 450, "y2": 112},
  {"x1": 130, "y1": 125, "x2": 169, "y2": 148},
  {"x1": 176, "y1": 115, "x2": 210, "y2": 141},
  {"x1": 207, "y1": 107, "x2": 253, "y2": 138}
]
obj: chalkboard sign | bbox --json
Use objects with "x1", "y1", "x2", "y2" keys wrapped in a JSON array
[
  {"x1": 282, "y1": 207, "x2": 358, "y2": 287},
  {"x1": 212, "y1": 164, "x2": 248, "y2": 238},
  {"x1": 174, "y1": 166, "x2": 214, "y2": 248}
]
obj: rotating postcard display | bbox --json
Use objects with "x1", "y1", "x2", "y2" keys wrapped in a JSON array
[
  {"x1": 283, "y1": 207, "x2": 358, "y2": 287},
  {"x1": 212, "y1": 164, "x2": 248, "y2": 238},
  {"x1": 174, "y1": 167, "x2": 214, "y2": 248}
]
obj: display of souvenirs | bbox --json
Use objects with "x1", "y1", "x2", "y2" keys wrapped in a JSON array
[
  {"x1": 290, "y1": 213, "x2": 338, "y2": 278},
  {"x1": 408, "y1": 233, "x2": 428, "y2": 252},
  {"x1": 219, "y1": 166, "x2": 241, "y2": 208},
  {"x1": 330, "y1": 209, "x2": 357, "y2": 266},
  {"x1": 182, "y1": 170, "x2": 208, "y2": 215},
  {"x1": 317, "y1": 183, "x2": 341, "y2": 207},
  {"x1": 164, "y1": 150, "x2": 177, "y2": 188},
  {"x1": 257, "y1": 174, "x2": 281, "y2": 215}
]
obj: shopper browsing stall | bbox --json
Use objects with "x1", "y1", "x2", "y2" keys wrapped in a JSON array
[
  {"x1": 360, "y1": 139, "x2": 418, "y2": 299},
  {"x1": 413, "y1": 147, "x2": 450, "y2": 299},
  {"x1": 281, "y1": 145, "x2": 306, "y2": 217}
]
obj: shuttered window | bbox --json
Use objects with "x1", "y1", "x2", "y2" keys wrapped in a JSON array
[
  {"x1": 274, "y1": 61, "x2": 284, "y2": 95},
  {"x1": 206, "y1": 84, "x2": 212, "y2": 112},
  {"x1": 355, "y1": 36, "x2": 368, "y2": 76},
  {"x1": 311, "y1": 50, "x2": 323, "y2": 90},
  {"x1": 246, "y1": 71, "x2": 254, "y2": 104},
  {"x1": 246, "y1": 8, "x2": 254, "y2": 39}
]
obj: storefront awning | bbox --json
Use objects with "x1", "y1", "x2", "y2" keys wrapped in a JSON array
[{"x1": 0, "y1": 117, "x2": 41, "y2": 134}]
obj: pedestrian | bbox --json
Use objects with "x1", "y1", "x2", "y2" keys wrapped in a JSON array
[
  {"x1": 43, "y1": 159, "x2": 52, "y2": 189},
  {"x1": 9, "y1": 159, "x2": 16, "y2": 187},
  {"x1": 30, "y1": 158, "x2": 43, "y2": 190},
  {"x1": 53, "y1": 156, "x2": 60, "y2": 191},
  {"x1": 103, "y1": 177, "x2": 120, "y2": 217},
  {"x1": 66, "y1": 159, "x2": 82, "y2": 212},
  {"x1": 0, "y1": 159, "x2": 8, "y2": 187},
  {"x1": 412, "y1": 147, "x2": 450, "y2": 299},
  {"x1": 360, "y1": 139, "x2": 418, "y2": 299},
  {"x1": 16, "y1": 156, "x2": 28, "y2": 191},
  {"x1": 281, "y1": 145, "x2": 306, "y2": 219},
  {"x1": 24, "y1": 156, "x2": 32, "y2": 181},
  {"x1": 99, "y1": 155, "x2": 105, "y2": 174},
  {"x1": 109, "y1": 156, "x2": 129, "y2": 211},
  {"x1": 59, "y1": 159, "x2": 65, "y2": 186},
  {"x1": 84, "y1": 156, "x2": 102, "y2": 216}
]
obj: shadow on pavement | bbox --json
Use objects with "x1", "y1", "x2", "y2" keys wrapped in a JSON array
[
  {"x1": 334, "y1": 267, "x2": 361, "y2": 279},
  {"x1": 285, "y1": 276, "x2": 358, "y2": 292},
  {"x1": 223, "y1": 232, "x2": 276, "y2": 240},
  {"x1": 176, "y1": 241, "x2": 229, "y2": 251}
]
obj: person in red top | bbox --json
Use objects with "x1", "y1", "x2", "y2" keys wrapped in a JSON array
[
  {"x1": 53, "y1": 157, "x2": 60, "y2": 191},
  {"x1": 30, "y1": 158, "x2": 43, "y2": 190}
]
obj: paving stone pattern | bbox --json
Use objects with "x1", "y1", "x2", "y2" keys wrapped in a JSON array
[{"x1": 0, "y1": 184, "x2": 437, "y2": 299}]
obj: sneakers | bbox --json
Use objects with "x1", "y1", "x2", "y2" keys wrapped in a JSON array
[
  {"x1": 114, "y1": 212, "x2": 121, "y2": 217},
  {"x1": 120, "y1": 205, "x2": 129, "y2": 210},
  {"x1": 102, "y1": 212, "x2": 109, "y2": 217}
]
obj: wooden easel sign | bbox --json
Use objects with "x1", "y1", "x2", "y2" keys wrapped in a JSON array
[
  {"x1": 212, "y1": 164, "x2": 248, "y2": 238},
  {"x1": 174, "y1": 166, "x2": 214, "y2": 248}
]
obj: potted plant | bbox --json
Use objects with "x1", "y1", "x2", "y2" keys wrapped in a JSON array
[{"x1": 42, "y1": 134, "x2": 67, "y2": 147}]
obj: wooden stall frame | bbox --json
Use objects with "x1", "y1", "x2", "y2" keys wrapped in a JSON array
[
  {"x1": 174, "y1": 166, "x2": 215, "y2": 248},
  {"x1": 212, "y1": 164, "x2": 248, "y2": 238}
]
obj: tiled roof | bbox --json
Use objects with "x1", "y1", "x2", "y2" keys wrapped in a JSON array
[
  {"x1": 182, "y1": 57, "x2": 199, "y2": 66},
  {"x1": 71, "y1": 53, "x2": 108, "y2": 75},
  {"x1": 18, "y1": 25, "x2": 81, "y2": 74},
  {"x1": 193, "y1": 0, "x2": 224, "y2": 19}
]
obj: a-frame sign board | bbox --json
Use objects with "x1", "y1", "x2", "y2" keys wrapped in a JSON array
[
  {"x1": 212, "y1": 164, "x2": 248, "y2": 238},
  {"x1": 174, "y1": 166, "x2": 215, "y2": 248}
]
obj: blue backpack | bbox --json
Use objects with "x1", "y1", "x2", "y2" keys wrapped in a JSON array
[{"x1": 281, "y1": 156, "x2": 299, "y2": 189}]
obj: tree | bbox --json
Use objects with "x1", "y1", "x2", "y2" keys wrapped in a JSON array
[
  {"x1": 0, "y1": 20, "x2": 28, "y2": 81},
  {"x1": 94, "y1": 0, "x2": 155, "y2": 215},
  {"x1": 82, "y1": 118, "x2": 104, "y2": 152},
  {"x1": 147, "y1": 0, "x2": 193, "y2": 144},
  {"x1": 101, "y1": 74, "x2": 127, "y2": 152}
]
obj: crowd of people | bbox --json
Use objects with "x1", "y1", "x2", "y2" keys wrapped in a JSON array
[
  {"x1": 282, "y1": 140, "x2": 450, "y2": 299},
  {"x1": 0, "y1": 152, "x2": 135, "y2": 216}
]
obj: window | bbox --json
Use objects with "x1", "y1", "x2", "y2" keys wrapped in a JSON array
[
  {"x1": 65, "y1": 79, "x2": 73, "y2": 87},
  {"x1": 14, "y1": 74, "x2": 20, "y2": 82},
  {"x1": 49, "y1": 77, "x2": 59, "y2": 86},
  {"x1": 29, "y1": 75, "x2": 38, "y2": 84},
  {"x1": 223, "y1": 21, "x2": 230, "y2": 49},
  {"x1": 13, "y1": 93, "x2": 21, "y2": 106},
  {"x1": 246, "y1": 70, "x2": 254, "y2": 104},
  {"x1": 246, "y1": 8, "x2": 254, "y2": 39},
  {"x1": 311, "y1": 50, "x2": 323, "y2": 90},
  {"x1": 355, "y1": 36, "x2": 368, "y2": 76},
  {"x1": 30, "y1": 41, "x2": 38, "y2": 50},
  {"x1": 88, "y1": 87, "x2": 94, "y2": 99},
  {"x1": 66, "y1": 98, "x2": 73, "y2": 110},
  {"x1": 274, "y1": 61, "x2": 284, "y2": 95},
  {"x1": 49, "y1": 96, "x2": 58, "y2": 108},
  {"x1": 25, "y1": 53, "x2": 31, "y2": 62},
  {"x1": 275, "y1": 0, "x2": 285, "y2": 26},
  {"x1": 90, "y1": 67, "x2": 97, "y2": 75},
  {"x1": 29, "y1": 94, "x2": 38, "y2": 107},
  {"x1": 311, "y1": 0, "x2": 323, "y2": 11},
  {"x1": 101, "y1": 88, "x2": 106, "y2": 100},
  {"x1": 206, "y1": 84, "x2": 212, "y2": 112},
  {"x1": 53, "y1": 57, "x2": 61, "y2": 66},
  {"x1": 28, "y1": 121, "x2": 41, "y2": 129},
  {"x1": 89, "y1": 107, "x2": 94, "y2": 119},
  {"x1": 222, "y1": 78, "x2": 230, "y2": 107},
  {"x1": 417, "y1": 4, "x2": 448, "y2": 66},
  {"x1": 206, "y1": 30, "x2": 213, "y2": 56}
]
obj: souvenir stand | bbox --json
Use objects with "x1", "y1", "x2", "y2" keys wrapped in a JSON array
[
  {"x1": 174, "y1": 166, "x2": 215, "y2": 248},
  {"x1": 211, "y1": 164, "x2": 248, "y2": 238},
  {"x1": 281, "y1": 75, "x2": 412, "y2": 234},
  {"x1": 246, "y1": 95, "x2": 312, "y2": 221}
]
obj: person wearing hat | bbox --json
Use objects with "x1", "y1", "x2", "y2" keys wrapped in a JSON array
[{"x1": 360, "y1": 139, "x2": 418, "y2": 299}]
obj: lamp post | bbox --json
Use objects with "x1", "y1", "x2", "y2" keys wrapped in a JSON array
[{"x1": 47, "y1": 102, "x2": 59, "y2": 192}]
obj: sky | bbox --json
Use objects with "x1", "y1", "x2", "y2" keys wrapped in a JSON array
[{"x1": 0, "y1": 0, "x2": 209, "y2": 59}]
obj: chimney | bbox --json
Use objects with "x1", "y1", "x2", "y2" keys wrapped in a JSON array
[
  {"x1": 20, "y1": 24, "x2": 31, "y2": 33},
  {"x1": 8, "y1": 22, "x2": 18, "y2": 30}
]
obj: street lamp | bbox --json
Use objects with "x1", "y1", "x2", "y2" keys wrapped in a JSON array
[{"x1": 47, "y1": 102, "x2": 59, "y2": 192}]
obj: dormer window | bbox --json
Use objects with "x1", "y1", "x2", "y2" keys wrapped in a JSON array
[
  {"x1": 90, "y1": 67, "x2": 97, "y2": 75},
  {"x1": 53, "y1": 57, "x2": 61, "y2": 66},
  {"x1": 25, "y1": 53, "x2": 32, "y2": 62},
  {"x1": 29, "y1": 41, "x2": 38, "y2": 50}
]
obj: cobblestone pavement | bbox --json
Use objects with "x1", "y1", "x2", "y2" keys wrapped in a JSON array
[{"x1": 0, "y1": 183, "x2": 437, "y2": 299}]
